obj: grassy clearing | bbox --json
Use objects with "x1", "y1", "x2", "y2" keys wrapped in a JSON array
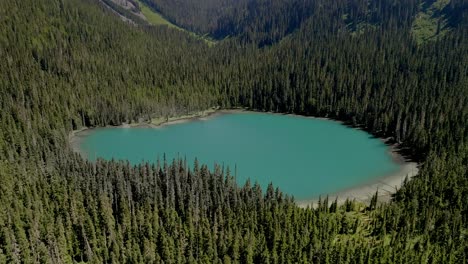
[
  {"x1": 136, "y1": 0, "x2": 216, "y2": 45},
  {"x1": 136, "y1": 0, "x2": 179, "y2": 29},
  {"x1": 411, "y1": 0, "x2": 450, "y2": 44}
]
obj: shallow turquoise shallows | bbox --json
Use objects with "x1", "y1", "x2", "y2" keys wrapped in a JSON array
[{"x1": 79, "y1": 112, "x2": 400, "y2": 200}]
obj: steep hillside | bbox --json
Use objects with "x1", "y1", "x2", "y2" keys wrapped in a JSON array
[
  {"x1": 101, "y1": 0, "x2": 215, "y2": 43},
  {"x1": 412, "y1": 0, "x2": 451, "y2": 43},
  {"x1": 138, "y1": 0, "x2": 467, "y2": 46},
  {"x1": 0, "y1": 0, "x2": 466, "y2": 262},
  {"x1": 97, "y1": 0, "x2": 178, "y2": 26}
]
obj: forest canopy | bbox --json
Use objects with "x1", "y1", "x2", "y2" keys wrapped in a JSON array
[{"x1": 0, "y1": 0, "x2": 466, "y2": 263}]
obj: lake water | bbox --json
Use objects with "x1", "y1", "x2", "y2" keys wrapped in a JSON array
[{"x1": 78, "y1": 112, "x2": 400, "y2": 200}]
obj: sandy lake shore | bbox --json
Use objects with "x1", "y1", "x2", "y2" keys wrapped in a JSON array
[
  {"x1": 69, "y1": 108, "x2": 419, "y2": 206},
  {"x1": 295, "y1": 160, "x2": 418, "y2": 208}
]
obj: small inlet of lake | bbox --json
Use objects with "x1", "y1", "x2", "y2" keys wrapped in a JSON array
[{"x1": 75, "y1": 112, "x2": 402, "y2": 201}]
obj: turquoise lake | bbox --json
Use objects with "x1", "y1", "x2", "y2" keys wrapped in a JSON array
[{"x1": 78, "y1": 112, "x2": 400, "y2": 200}]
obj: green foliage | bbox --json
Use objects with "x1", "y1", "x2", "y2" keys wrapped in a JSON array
[
  {"x1": 136, "y1": 0, "x2": 177, "y2": 28},
  {"x1": 0, "y1": 0, "x2": 466, "y2": 262},
  {"x1": 411, "y1": 0, "x2": 451, "y2": 44},
  {"x1": 141, "y1": 0, "x2": 467, "y2": 46}
]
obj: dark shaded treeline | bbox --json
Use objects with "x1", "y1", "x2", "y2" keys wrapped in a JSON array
[
  {"x1": 0, "y1": 0, "x2": 466, "y2": 262},
  {"x1": 140, "y1": 0, "x2": 467, "y2": 45}
]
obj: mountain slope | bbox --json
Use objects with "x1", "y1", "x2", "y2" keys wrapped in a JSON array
[
  {"x1": 411, "y1": 0, "x2": 455, "y2": 43},
  {"x1": 138, "y1": 0, "x2": 468, "y2": 46},
  {"x1": 0, "y1": 0, "x2": 466, "y2": 262}
]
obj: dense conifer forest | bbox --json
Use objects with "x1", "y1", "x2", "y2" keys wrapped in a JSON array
[{"x1": 0, "y1": 0, "x2": 467, "y2": 262}]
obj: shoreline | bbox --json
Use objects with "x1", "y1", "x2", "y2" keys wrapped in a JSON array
[
  {"x1": 295, "y1": 161, "x2": 418, "y2": 208},
  {"x1": 69, "y1": 108, "x2": 419, "y2": 206}
]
